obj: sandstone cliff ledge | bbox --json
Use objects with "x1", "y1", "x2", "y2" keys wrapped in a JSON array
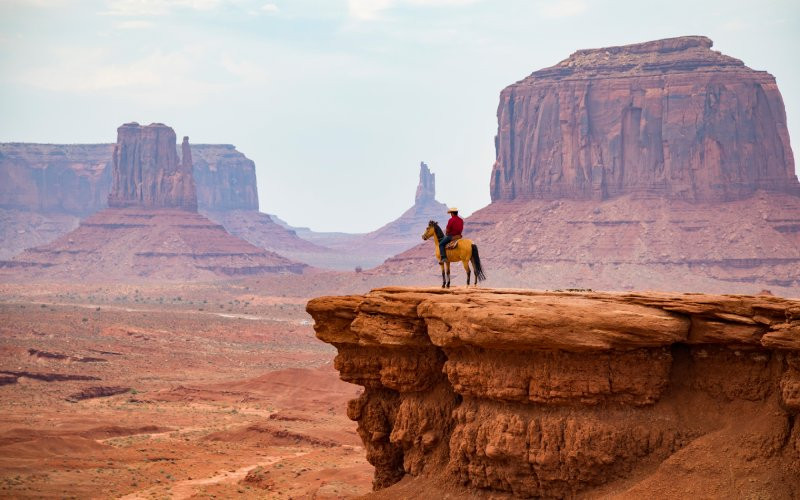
[{"x1": 307, "y1": 287, "x2": 800, "y2": 498}]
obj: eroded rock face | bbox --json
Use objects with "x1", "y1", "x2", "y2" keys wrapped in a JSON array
[
  {"x1": 108, "y1": 123, "x2": 198, "y2": 211},
  {"x1": 415, "y1": 162, "x2": 436, "y2": 205},
  {"x1": 0, "y1": 123, "x2": 307, "y2": 281},
  {"x1": 0, "y1": 142, "x2": 260, "y2": 214},
  {"x1": 308, "y1": 287, "x2": 800, "y2": 497},
  {"x1": 0, "y1": 143, "x2": 113, "y2": 215},
  {"x1": 192, "y1": 144, "x2": 259, "y2": 211},
  {"x1": 489, "y1": 36, "x2": 799, "y2": 203}
]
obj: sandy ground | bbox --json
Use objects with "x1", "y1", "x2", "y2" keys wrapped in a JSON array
[{"x1": 0, "y1": 281, "x2": 374, "y2": 499}]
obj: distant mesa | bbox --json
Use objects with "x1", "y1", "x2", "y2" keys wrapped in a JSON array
[
  {"x1": 0, "y1": 134, "x2": 321, "y2": 263},
  {"x1": 0, "y1": 122, "x2": 306, "y2": 281}
]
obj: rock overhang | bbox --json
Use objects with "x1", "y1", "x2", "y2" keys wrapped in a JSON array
[{"x1": 307, "y1": 287, "x2": 800, "y2": 496}]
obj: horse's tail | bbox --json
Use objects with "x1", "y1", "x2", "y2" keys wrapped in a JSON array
[{"x1": 471, "y1": 244, "x2": 486, "y2": 282}]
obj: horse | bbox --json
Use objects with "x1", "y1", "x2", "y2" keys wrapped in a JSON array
[{"x1": 422, "y1": 220, "x2": 486, "y2": 288}]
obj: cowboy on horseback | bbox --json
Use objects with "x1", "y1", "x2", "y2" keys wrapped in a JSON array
[
  {"x1": 439, "y1": 207, "x2": 463, "y2": 264},
  {"x1": 422, "y1": 211, "x2": 485, "y2": 288}
]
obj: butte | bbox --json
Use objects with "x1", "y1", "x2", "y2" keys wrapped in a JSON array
[{"x1": 0, "y1": 123, "x2": 305, "y2": 281}]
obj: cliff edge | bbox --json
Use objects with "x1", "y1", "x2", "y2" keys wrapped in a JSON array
[{"x1": 308, "y1": 287, "x2": 800, "y2": 498}]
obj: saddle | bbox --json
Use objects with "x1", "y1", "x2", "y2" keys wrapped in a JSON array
[{"x1": 445, "y1": 235, "x2": 462, "y2": 250}]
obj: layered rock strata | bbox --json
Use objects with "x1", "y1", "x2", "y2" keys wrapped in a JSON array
[
  {"x1": 0, "y1": 123, "x2": 306, "y2": 280},
  {"x1": 0, "y1": 142, "x2": 259, "y2": 213},
  {"x1": 0, "y1": 143, "x2": 113, "y2": 215},
  {"x1": 308, "y1": 287, "x2": 800, "y2": 498},
  {"x1": 0, "y1": 208, "x2": 305, "y2": 280},
  {"x1": 0, "y1": 141, "x2": 316, "y2": 262},
  {"x1": 489, "y1": 36, "x2": 799, "y2": 202},
  {"x1": 108, "y1": 123, "x2": 197, "y2": 210},
  {"x1": 192, "y1": 144, "x2": 259, "y2": 211}
]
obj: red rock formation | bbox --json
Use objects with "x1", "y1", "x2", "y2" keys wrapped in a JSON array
[
  {"x1": 0, "y1": 143, "x2": 113, "y2": 215},
  {"x1": 0, "y1": 123, "x2": 307, "y2": 281},
  {"x1": 415, "y1": 162, "x2": 436, "y2": 204},
  {"x1": 489, "y1": 36, "x2": 799, "y2": 202},
  {"x1": 192, "y1": 144, "x2": 259, "y2": 211},
  {"x1": 108, "y1": 123, "x2": 198, "y2": 211},
  {"x1": 0, "y1": 142, "x2": 259, "y2": 213},
  {"x1": 0, "y1": 140, "x2": 320, "y2": 264},
  {"x1": 307, "y1": 287, "x2": 800, "y2": 497}
]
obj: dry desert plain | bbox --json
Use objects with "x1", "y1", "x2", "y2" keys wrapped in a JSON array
[{"x1": 0, "y1": 272, "x2": 419, "y2": 499}]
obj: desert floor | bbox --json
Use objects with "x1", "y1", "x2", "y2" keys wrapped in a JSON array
[{"x1": 0, "y1": 275, "x2": 397, "y2": 499}]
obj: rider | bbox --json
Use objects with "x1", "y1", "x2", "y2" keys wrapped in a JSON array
[{"x1": 439, "y1": 207, "x2": 463, "y2": 264}]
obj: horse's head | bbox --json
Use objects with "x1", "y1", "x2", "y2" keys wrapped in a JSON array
[{"x1": 422, "y1": 220, "x2": 441, "y2": 240}]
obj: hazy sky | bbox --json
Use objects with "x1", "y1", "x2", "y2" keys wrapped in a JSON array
[{"x1": 1, "y1": 0, "x2": 798, "y2": 232}]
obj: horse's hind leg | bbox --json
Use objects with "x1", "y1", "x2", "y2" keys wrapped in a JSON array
[
  {"x1": 463, "y1": 260, "x2": 471, "y2": 286},
  {"x1": 446, "y1": 262, "x2": 451, "y2": 288}
]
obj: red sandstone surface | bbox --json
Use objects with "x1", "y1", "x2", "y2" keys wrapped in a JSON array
[{"x1": 308, "y1": 287, "x2": 800, "y2": 498}]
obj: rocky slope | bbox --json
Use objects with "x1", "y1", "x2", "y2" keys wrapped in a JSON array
[
  {"x1": 383, "y1": 36, "x2": 800, "y2": 294},
  {"x1": 385, "y1": 191, "x2": 800, "y2": 293},
  {"x1": 489, "y1": 36, "x2": 798, "y2": 202},
  {"x1": 307, "y1": 287, "x2": 800, "y2": 498},
  {"x1": 0, "y1": 123, "x2": 306, "y2": 281}
]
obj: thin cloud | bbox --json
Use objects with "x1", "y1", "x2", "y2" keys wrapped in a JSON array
[
  {"x1": 260, "y1": 3, "x2": 279, "y2": 14},
  {"x1": 102, "y1": 0, "x2": 224, "y2": 17},
  {"x1": 115, "y1": 19, "x2": 155, "y2": 29},
  {"x1": 348, "y1": 0, "x2": 479, "y2": 21},
  {"x1": 538, "y1": 0, "x2": 587, "y2": 18}
]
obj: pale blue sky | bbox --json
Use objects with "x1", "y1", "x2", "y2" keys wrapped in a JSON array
[{"x1": 1, "y1": 0, "x2": 798, "y2": 232}]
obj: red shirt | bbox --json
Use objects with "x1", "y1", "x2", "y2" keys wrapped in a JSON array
[{"x1": 445, "y1": 214, "x2": 463, "y2": 236}]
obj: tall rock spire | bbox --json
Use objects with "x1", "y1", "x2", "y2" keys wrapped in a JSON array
[
  {"x1": 108, "y1": 122, "x2": 198, "y2": 211},
  {"x1": 415, "y1": 161, "x2": 436, "y2": 205}
]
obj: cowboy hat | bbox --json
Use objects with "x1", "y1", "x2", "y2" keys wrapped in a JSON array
[{"x1": 447, "y1": 207, "x2": 458, "y2": 213}]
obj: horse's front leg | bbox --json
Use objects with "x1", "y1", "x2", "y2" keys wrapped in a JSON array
[
  {"x1": 440, "y1": 262, "x2": 446, "y2": 288},
  {"x1": 446, "y1": 261, "x2": 451, "y2": 288}
]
